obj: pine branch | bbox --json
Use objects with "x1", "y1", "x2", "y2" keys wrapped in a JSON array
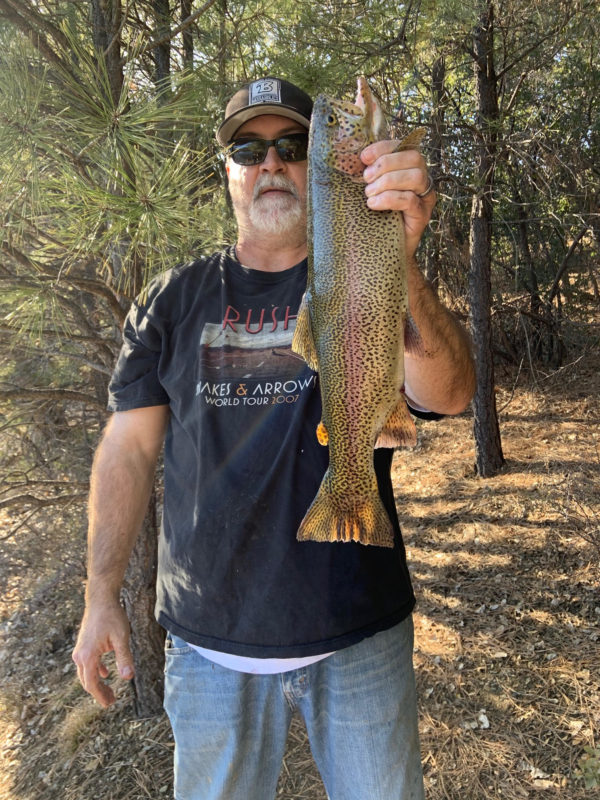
[
  {"x1": 547, "y1": 224, "x2": 590, "y2": 306},
  {"x1": 0, "y1": 0, "x2": 69, "y2": 71},
  {"x1": 0, "y1": 478, "x2": 89, "y2": 494},
  {"x1": 0, "y1": 244, "x2": 128, "y2": 325},
  {"x1": 0, "y1": 322, "x2": 116, "y2": 350},
  {"x1": 67, "y1": 277, "x2": 129, "y2": 325},
  {"x1": 1, "y1": 385, "x2": 104, "y2": 408},
  {"x1": 132, "y1": 0, "x2": 219, "y2": 60},
  {"x1": 0, "y1": 491, "x2": 88, "y2": 512},
  {"x1": 2, "y1": 0, "x2": 70, "y2": 50},
  {"x1": 495, "y1": 3, "x2": 596, "y2": 82}
]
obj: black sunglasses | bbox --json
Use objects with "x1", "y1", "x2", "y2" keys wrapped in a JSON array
[{"x1": 227, "y1": 133, "x2": 309, "y2": 166}]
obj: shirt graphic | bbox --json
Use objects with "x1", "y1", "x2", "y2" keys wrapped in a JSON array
[{"x1": 196, "y1": 303, "x2": 316, "y2": 409}]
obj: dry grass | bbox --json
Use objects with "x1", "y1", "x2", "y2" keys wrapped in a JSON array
[{"x1": 1, "y1": 350, "x2": 599, "y2": 799}]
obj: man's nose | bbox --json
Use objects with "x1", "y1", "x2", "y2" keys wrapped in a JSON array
[{"x1": 259, "y1": 145, "x2": 286, "y2": 171}]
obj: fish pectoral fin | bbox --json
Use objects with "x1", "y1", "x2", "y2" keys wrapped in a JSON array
[
  {"x1": 404, "y1": 312, "x2": 424, "y2": 356},
  {"x1": 376, "y1": 396, "x2": 417, "y2": 448},
  {"x1": 297, "y1": 481, "x2": 395, "y2": 548},
  {"x1": 291, "y1": 294, "x2": 319, "y2": 371},
  {"x1": 316, "y1": 421, "x2": 329, "y2": 445}
]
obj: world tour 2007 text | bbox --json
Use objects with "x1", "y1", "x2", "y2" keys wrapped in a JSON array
[{"x1": 202, "y1": 394, "x2": 302, "y2": 407}]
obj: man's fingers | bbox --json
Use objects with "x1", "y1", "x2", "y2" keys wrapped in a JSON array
[
  {"x1": 365, "y1": 166, "x2": 426, "y2": 198},
  {"x1": 366, "y1": 187, "x2": 436, "y2": 215},
  {"x1": 72, "y1": 604, "x2": 133, "y2": 706},
  {"x1": 73, "y1": 641, "x2": 130, "y2": 705},
  {"x1": 361, "y1": 140, "x2": 424, "y2": 169},
  {"x1": 84, "y1": 667, "x2": 116, "y2": 708},
  {"x1": 73, "y1": 651, "x2": 116, "y2": 707}
]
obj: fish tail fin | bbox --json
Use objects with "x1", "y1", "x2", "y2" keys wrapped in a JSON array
[
  {"x1": 291, "y1": 293, "x2": 319, "y2": 371},
  {"x1": 376, "y1": 396, "x2": 417, "y2": 448},
  {"x1": 297, "y1": 479, "x2": 395, "y2": 548}
]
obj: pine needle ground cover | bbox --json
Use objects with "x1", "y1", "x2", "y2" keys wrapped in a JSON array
[{"x1": 1, "y1": 351, "x2": 598, "y2": 800}]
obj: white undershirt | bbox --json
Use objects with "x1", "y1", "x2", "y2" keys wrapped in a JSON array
[{"x1": 188, "y1": 643, "x2": 334, "y2": 674}]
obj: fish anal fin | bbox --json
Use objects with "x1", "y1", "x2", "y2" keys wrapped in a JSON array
[
  {"x1": 316, "y1": 421, "x2": 329, "y2": 446},
  {"x1": 376, "y1": 396, "x2": 417, "y2": 448},
  {"x1": 297, "y1": 482, "x2": 395, "y2": 548},
  {"x1": 291, "y1": 294, "x2": 319, "y2": 371}
]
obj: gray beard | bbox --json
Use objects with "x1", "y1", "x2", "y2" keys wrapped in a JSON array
[{"x1": 248, "y1": 175, "x2": 306, "y2": 236}]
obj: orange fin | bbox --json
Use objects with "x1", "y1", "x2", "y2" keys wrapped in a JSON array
[
  {"x1": 375, "y1": 396, "x2": 417, "y2": 448},
  {"x1": 316, "y1": 421, "x2": 329, "y2": 445},
  {"x1": 297, "y1": 480, "x2": 395, "y2": 548},
  {"x1": 291, "y1": 293, "x2": 319, "y2": 371}
]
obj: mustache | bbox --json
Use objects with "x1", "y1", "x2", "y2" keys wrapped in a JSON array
[{"x1": 253, "y1": 174, "x2": 300, "y2": 201}]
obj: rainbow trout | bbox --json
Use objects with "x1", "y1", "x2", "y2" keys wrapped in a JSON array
[{"x1": 292, "y1": 77, "x2": 424, "y2": 548}]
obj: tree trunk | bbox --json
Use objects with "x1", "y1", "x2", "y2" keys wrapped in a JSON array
[
  {"x1": 513, "y1": 189, "x2": 546, "y2": 360},
  {"x1": 181, "y1": 0, "x2": 194, "y2": 71},
  {"x1": 153, "y1": 0, "x2": 171, "y2": 100},
  {"x1": 90, "y1": 0, "x2": 123, "y2": 106},
  {"x1": 121, "y1": 489, "x2": 165, "y2": 717},
  {"x1": 468, "y1": 2, "x2": 505, "y2": 477},
  {"x1": 425, "y1": 55, "x2": 446, "y2": 292}
]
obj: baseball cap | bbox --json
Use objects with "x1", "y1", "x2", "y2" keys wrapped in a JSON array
[{"x1": 216, "y1": 77, "x2": 313, "y2": 146}]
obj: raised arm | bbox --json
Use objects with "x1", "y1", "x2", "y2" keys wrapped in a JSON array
[
  {"x1": 403, "y1": 262, "x2": 475, "y2": 414},
  {"x1": 72, "y1": 404, "x2": 169, "y2": 707}
]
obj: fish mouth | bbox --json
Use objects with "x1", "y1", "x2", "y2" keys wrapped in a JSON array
[{"x1": 332, "y1": 136, "x2": 366, "y2": 155}]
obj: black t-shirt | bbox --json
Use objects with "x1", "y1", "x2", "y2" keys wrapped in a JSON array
[{"x1": 108, "y1": 248, "x2": 423, "y2": 658}]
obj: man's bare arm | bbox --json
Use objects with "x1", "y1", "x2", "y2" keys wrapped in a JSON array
[
  {"x1": 72, "y1": 405, "x2": 169, "y2": 707},
  {"x1": 404, "y1": 261, "x2": 475, "y2": 415}
]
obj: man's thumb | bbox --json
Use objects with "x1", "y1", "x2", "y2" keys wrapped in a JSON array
[{"x1": 114, "y1": 642, "x2": 135, "y2": 680}]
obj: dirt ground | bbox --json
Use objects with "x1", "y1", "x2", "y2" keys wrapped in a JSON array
[{"x1": 1, "y1": 350, "x2": 599, "y2": 799}]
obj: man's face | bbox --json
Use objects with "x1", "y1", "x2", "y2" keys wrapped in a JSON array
[{"x1": 226, "y1": 114, "x2": 308, "y2": 239}]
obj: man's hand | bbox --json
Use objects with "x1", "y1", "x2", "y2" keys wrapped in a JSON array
[
  {"x1": 361, "y1": 141, "x2": 436, "y2": 261},
  {"x1": 72, "y1": 600, "x2": 134, "y2": 708}
]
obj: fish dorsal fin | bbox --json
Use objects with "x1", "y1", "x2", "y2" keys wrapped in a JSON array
[{"x1": 394, "y1": 127, "x2": 427, "y2": 152}]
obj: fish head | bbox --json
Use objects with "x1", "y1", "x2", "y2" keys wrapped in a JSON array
[{"x1": 310, "y1": 78, "x2": 384, "y2": 181}]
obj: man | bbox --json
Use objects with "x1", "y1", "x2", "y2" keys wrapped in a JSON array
[{"x1": 73, "y1": 77, "x2": 475, "y2": 800}]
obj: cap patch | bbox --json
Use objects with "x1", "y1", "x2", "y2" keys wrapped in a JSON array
[{"x1": 249, "y1": 79, "x2": 282, "y2": 105}]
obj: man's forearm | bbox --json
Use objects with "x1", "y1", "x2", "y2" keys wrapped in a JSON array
[
  {"x1": 85, "y1": 408, "x2": 168, "y2": 605},
  {"x1": 404, "y1": 259, "x2": 475, "y2": 414},
  {"x1": 86, "y1": 438, "x2": 157, "y2": 603}
]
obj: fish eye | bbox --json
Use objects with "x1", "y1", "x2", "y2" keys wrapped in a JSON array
[{"x1": 326, "y1": 112, "x2": 337, "y2": 126}]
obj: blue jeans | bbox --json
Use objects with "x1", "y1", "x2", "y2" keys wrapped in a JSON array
[{"x1": 163, "y1": 616, "x2": 425, "y2": 800}]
